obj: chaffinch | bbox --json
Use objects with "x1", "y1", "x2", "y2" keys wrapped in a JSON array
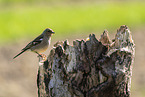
[{"x1": 13, "y1": 28, "x2": 55, "y2": 59}]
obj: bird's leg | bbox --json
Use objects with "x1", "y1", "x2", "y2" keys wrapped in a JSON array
[
  {"x1": 34, "y1": 51, "x2": 47, "y2": 61},
  {"x1": 34, "y1": 51, "x2": 43, "y2": 57},
  {"x1": 40, "y1": 54, "x2": 47, "y2": 60}
]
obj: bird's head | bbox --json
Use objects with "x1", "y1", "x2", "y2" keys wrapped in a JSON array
[{"x1": 43, "y1": 28, "x2": 55, "y2": 36}]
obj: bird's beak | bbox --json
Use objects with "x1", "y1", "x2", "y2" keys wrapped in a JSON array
[{"x1": 51, "y1": 32, "x2": 55, "y2": 34}]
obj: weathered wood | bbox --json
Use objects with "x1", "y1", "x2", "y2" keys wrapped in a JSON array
[{"x1": 37, "y1": 25, "x2": 135, "y2": 97}]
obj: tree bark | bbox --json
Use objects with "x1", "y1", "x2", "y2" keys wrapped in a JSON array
[{"x1": 37, "y1": 25, "x2": 135, "y2": 97}]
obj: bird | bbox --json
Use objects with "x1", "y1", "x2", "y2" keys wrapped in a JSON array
[{"x1": 13, "y1": 28, "x2": 55, "y2": 59}]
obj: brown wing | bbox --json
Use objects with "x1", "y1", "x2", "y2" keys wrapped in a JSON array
[{"x1": 22, "y1": 34, "x2": 44, "y2": 51}]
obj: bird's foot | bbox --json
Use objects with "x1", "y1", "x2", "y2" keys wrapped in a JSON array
[{"x1": 37, "y1": 54, "x2": 47, "y2": 61}]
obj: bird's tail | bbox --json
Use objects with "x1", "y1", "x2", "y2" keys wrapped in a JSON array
[{"x1": 13, "y1": 49, "x2": 27, "y2": 59}]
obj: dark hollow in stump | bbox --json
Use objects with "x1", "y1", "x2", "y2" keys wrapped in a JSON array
[{"x1": 37, "y1": 25, "x2": 135, "y2": 97}]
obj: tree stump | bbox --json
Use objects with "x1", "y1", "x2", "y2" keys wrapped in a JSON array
[{"x1": 37, "y1": 25, "x2": 135, "y2": 97}]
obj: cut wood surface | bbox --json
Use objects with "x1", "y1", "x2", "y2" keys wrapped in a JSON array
[{"x1": 37, "y1": 25, "x2": 135, "y2": 97}]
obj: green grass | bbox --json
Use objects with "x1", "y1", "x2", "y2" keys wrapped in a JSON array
[{"x1": 0, "y1": 2, "x2": 145, "y2": 44}]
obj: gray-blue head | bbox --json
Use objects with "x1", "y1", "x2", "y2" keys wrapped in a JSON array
[{"x1": 43, "y1": 28, "x2": 55, "y2": 36}]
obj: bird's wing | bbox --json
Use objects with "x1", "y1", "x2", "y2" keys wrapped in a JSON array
[{"x1": 22, "y1": 34, "x2": 44, "y2": 50}]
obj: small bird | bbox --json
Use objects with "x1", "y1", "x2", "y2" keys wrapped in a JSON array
[{"x1": 13, "y1": 28, "x2": 55, "y2": 59}]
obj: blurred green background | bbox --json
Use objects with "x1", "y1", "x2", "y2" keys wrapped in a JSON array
[{"x1": 0, "y1": 0, "x2": 145, "y2": 97}]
